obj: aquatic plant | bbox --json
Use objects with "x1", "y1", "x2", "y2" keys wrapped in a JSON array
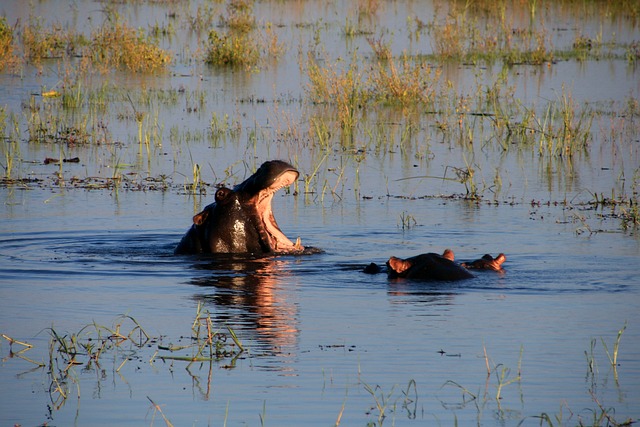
[
  {"x1": 425, "y1": 1, "x2": 554, "y2": 65},
  {"x1": 22, "y1": 16, "x2": 86, "y2": 66},
  {"x1": 90, "y1": 20, "x2": 171, "y2": 72},
  {"x1": 157, "y1": 302, "x2": 244, "y2": 365},
  {"x1": 1, "y1": 333, "x2": 42, "y2": 366},
  {"x1": 205, "y1": 29, "x2": 259, "y2": 68},
  {"x1": 601, "y1": 321, "x2": 627, "y2": 370},
  {"x1": 1, "y1": 306, "x2": 244, "y2": 417},
  {"x1": 362, "y1": 379, "x2": 418, "y2": 426},
  {"x1": 306, "y1": 51, "x2": 366, "y2": 138},
  {"x1": 147, "y1": 397, "x2": 175, "y2": 427},
  {"x1": 218, "y1": 0, "x2": 256, "y2": 33},
  {"x1": 439, "y1": 331, "x2": 637, "y2": 426},
  {"x1": 368, "y1": 53, "x2": 441, "y2": 107},
  {"x1": 0, "y1": 16, "x2": 19, "y2": 71},
  {"x1": 398, "y1": 211, "x2": 417, "y2": 230},
  {"x1": 204, "y1": 0, "x2": 270, "y2": 68}
]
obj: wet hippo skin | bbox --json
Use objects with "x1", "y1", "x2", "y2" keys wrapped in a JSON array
[
  {"x1": 385, "y1": 250, "x2": 506, "y2": 281},
  {"x1": 175, "y1": 160, "x2": 305, "y2": 255}
]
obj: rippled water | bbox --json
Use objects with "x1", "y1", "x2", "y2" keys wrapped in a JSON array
[
  {"x1": 1, "y1": 189, "x2": 639, "y2": 426},
  {"x1": 2, "y1": 0, "x2": 640, "y2": 425}
]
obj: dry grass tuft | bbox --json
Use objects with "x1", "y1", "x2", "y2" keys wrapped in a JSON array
[{"x1": 90, "y1": 20, "x2": 171, "y2": 72}]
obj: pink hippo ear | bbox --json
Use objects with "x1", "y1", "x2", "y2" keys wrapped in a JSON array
[
  {"x1": 192, "y1": 209, "x2": 209, "y2": 226},
  {"x1": 388, "y1": 256, "x2": 412, "y2": 274},
  {"x1": 442, "y1": 249, "x2": 454, "y2": 261},
  {"x1": 493, "y1": 253, "x2": 507, "y2": 269}
]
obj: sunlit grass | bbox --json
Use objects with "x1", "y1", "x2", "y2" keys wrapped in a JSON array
[
  {"x1": 0, "y1": 16, "x2": 19, "y2": 71},
  {"x1": 204, "y1": 0, "x2": 286, "y2": 68},
  {"x1": 205, "y1": 29, "x2": 259, "y2": 68},
  {"x1": 368, "y1": 53, "x2": 441, "y2": 107},
  {"x1": 22, "y1": 17, "x2": 86, "y2": 65},
  {"x1": 90, "y1": 20, "x2": 171, "y2": 72}
]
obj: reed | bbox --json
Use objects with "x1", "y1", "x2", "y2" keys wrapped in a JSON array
[
  {"x1": 0, "y1": 16, "x2": 19, "y2": 71},
  {"x1": 362, "y1": 381, "x2": 396, "y2": 425},
  {"x1": 221, "y1": 0, "x2": 256, "y2": 33},
  {"x1": 601, "y1": 321, "x2": 626, "y2": 368},
  {"x1": 398, "y1": 211, "x2": 417, "y2": 230},
  {"x1": 157, "y1": 302, "x2": 243, "y2": 366},
  {"x1": 1, "y1": 334, "x2": 43, "y2": 366},
  {"x1": 368, "y1": 53, "x2": 441, "y2": 107},
  {"x1": 147, "y1": 396, "x2": 175, "y2": 427},
  {"x1": 205, "y1": 0, "x2": 263, "y2": 68},
  {"x1": 306, "y1": 51, "x2": 365, "y2": 138}
]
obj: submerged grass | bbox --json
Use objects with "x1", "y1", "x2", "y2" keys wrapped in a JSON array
[
  {"x1": 1, "y1": 306, "x2": 244, "y2": 416},
  {"x1": 437, "y1": 336, "x2": 634, "y2": 427}
]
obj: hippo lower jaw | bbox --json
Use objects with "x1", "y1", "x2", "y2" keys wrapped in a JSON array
[{"x1": 255, "y1": 169, "x2": 305, "y2": 254}]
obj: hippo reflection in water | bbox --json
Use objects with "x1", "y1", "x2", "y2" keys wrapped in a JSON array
[
  {"x1": 366, "y1": 249, "x2": 506, "y2": 281},
  {"x1": 175, "y1": 160, "x2": 306, "y2": 255}
]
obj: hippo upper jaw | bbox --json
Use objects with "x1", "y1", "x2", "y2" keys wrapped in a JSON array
[
  {"x1": 253, "y1": 169, "x2": 305, "y2": 254},
  {"x1": 175, "y1": 160, "x2": 308, "y2": 255}
]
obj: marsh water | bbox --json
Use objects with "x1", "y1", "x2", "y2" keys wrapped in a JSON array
[{"x1": 1, "y1": 1, "x2": 640, "y2": 426}]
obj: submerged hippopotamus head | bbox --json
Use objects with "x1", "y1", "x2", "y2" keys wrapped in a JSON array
[
  {"x1": 386, "y1": 250, "x2": 506, "y2": 281},
  {"x1": 175, "y1": 160, "x2": 305, "y2": 255}
]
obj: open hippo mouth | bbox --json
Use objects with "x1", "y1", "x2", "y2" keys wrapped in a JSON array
[
  {"x1": 175, "y1": 160, "x2": 307, "y2": 255},
  {"x1": 238, "y1": 161, "x2": 304, "y2": 253}
]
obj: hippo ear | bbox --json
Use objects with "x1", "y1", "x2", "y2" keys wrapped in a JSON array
[
  {"x1": 387, "y1": 256, "x2": 412, "y2": 274},
  {"x1": 193, "y1": 209, "x2": 209, "y2": 226},
  {"x1": 215, "y1": 187, "x2": 232, "y2": 203}
]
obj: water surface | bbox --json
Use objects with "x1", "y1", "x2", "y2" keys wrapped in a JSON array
[{"x1": 1, "y1": 1, "x2": 639, "y2": 425}]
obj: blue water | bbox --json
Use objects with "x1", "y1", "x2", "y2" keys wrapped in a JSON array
[
  {"x1": 1, "y1": 0, "x2": 640, "y2": 425},
  {"x1": 1, "y1": 189, "x2": 639, "y2": 426}
]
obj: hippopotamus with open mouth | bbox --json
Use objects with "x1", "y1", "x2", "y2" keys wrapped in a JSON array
[
  {"x1": 369, "y1": 249, "x2": 506, "y2": 281},
  {"x1": 175, "y1": 160, "x2": 306, "y2": 255}
]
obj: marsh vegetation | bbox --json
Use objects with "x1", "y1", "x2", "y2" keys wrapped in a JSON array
[
  {"x1": 1, "y1": 0, "x2": 639, "y2": 425},
  {"x1": 0, "y1": 0, "x2": 637, "y2": 229}
]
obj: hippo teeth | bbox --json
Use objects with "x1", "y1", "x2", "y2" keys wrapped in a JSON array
[{"x1": 294, "y1": 236, "x2": 302, "y2": 249}]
